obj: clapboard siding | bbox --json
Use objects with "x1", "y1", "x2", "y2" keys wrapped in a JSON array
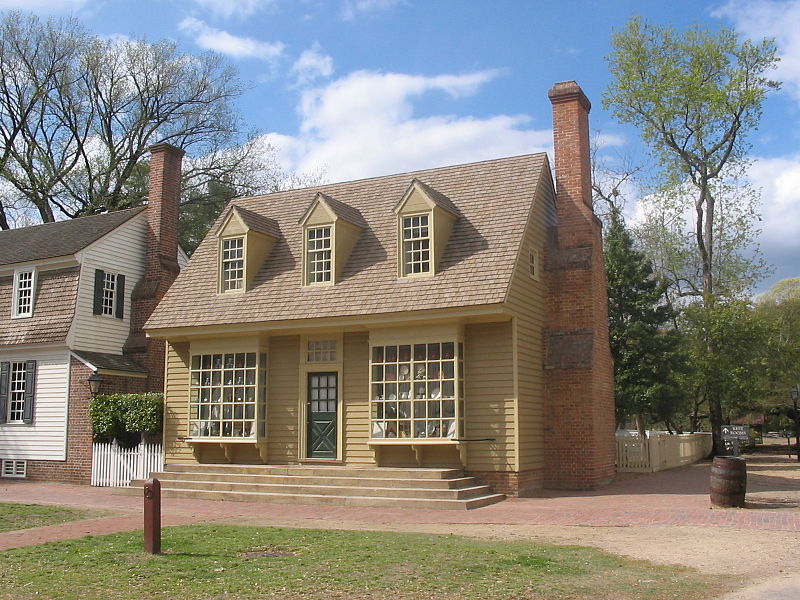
[
  {"x1": 71, "y1": 214, "x2": 148, "y2": 353},
  {"x1": 0, "y1": 348, "x2": 70, "y2": 460},
  {"x1": 342, "y1": 331, "x2": 371, "y2": 464},
  {"x1": 464, "y1": 322, "x2": 515, "y2": 471},
  {"x1": 163, "y1": 341, "x2": 193, "y2": 464},
  {"x1": 504, "y1": 174, "x2": 554, "y2": 476},
  {"x1": 267, "y1": 335, "x2": 299, "y2": 463}
]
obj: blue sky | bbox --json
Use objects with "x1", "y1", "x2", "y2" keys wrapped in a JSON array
[{"x1": 5, "y1": 0, "x2": 800, "y2": 292}]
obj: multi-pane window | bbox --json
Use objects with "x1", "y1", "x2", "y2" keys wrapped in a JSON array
[
  {"x1": 529, "y1": 248, "x2": 540, "y2": 281},
  {"x1": 307, "y1": 339, "x2": 336, "y2": 363},
  {"x1": 370, "y1": 342, "x2": 464, "y2": 440},
  {"x1": 93, "y1": 269, "x2": 124, "y2": 318},
  {"x1": 307, "y1": 226, "x2": 332, "y2": 284},
  {"x1": 13, "y1": 270, "x2": 34, "y2": 317},
  {"x1": 7, "y1": 362, "x2": 27, "y2": 423},
  {"x1": 221, "y1": 237, "x2": 245, "y2": 291},
  {"x1": 101, "y1": 272, "x2": 117, "y2": 316},
  {"x1": 402, "y1": 215, "x2": 430, "y2": 275},
  {"x1": 189, "y1": 352, "x2": 266, "y2": 438}
]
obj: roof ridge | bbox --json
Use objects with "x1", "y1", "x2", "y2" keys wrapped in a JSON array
[{"x1": 238, "y1": 152, "x2": 548, "y2": 201}]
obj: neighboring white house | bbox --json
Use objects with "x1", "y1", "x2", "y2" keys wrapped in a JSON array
[{"x1": 0, "y1": 143, "x2": 186, "y2": 483}]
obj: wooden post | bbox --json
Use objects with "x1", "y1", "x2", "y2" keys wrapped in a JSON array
[{"x1": 143, "y1": 478, "x2": 161, "y2": 554}]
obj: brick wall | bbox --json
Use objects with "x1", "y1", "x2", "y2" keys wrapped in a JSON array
[
  {"x1": 467, "y1": 468, "x2": 543, "y2": 497},
  {"x1": 543, "y1": 81, "x2": 616, "y2": 489},
  {"x1": 124, "y1": 143, "x2": 184, "y2": 392},
  {"x1": 25, "y1": 357, "x2": 147, "y2": 484}
]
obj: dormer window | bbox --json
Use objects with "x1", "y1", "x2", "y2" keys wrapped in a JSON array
[
  {"x1": 394, "y1": 180, "x2": 458, "y2": 278},
  {"x1": 12, "y1": 269, "x2": 35, "y2": 318},
  {"x1": 401, "y1": 215, "x2": 431, "y2": 275},
  {"x1": 306, "y1": 226, "x2": 332, "y2": 284},
  {"x1": 216, "y1": 206, "x2": 280, "y2": 294},
  {"x1": 221, "y1": 237, "x2": 245, "y2": 291},
  {"x1": 299, "y1": 193, "x2": 365, "y2": 287}
]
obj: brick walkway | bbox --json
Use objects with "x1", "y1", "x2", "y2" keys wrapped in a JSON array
[{"x1": 2, "y1": 453, "x2": 798, "y2": 553}]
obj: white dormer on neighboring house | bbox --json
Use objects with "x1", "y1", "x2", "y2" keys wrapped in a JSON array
[{"x1": 0, "y1": 142, "x2": 186, "y2": 484}]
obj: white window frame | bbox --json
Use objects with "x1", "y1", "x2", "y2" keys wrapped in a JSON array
[
  {"x1": 306, "y1": 226, "x2": 332, "y2": 285},
  {"x1": 101, "y1": 272, "x2": 117, "y2": 316},
  {"x1": 189, "y1": 352, "x2": 267, "y2": 439},
  {"x1": 221, "y1": 237, "x2": 245, "y2": 292},
  {"x1": 11, "y1": 268, "x2": 36, "y2": 318},
  {"x1": 369, "y1": 341, "x2": 464, "y2": 440},
  {"x1": 7, "y1": 361, "x2": 27, "y2": 424},
  {"x1": 401, "y1": 214, "x2": 431, "y2": 276},
  {"x1": 306, "y1": 339, "x2": 337, "y2": 363}
]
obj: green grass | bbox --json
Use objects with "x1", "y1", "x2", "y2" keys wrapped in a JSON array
[
  {"x1": 0, "y1": 503, "x2": 103, "y2": 533},
  {"x1": 0, "y1": 524, "x2": 737, "y2": 600}
]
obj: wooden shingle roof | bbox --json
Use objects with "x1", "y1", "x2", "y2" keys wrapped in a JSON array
[
  {"x1": 146, "y1": 153, "x2": 549, "y2": 331},
  {"x1": 0, "y1": 207, "x2": 145, "y2": 266},
  {"x1": 224, "y1": 206, "x2": 282, "y2": 239},
  {"x1": 0, "y1": 267, "x2": 79, "y2": 345}
]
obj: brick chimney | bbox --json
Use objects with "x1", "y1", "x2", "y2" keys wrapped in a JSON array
[
  {"x1": 125, "y1": 142, "x2": 184, "y2": 391},
  {"x1": 543, "y1": 81, "x2": 616, "y2": 489}
]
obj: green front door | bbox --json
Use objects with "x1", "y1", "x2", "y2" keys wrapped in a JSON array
[{"x1": 307, "y1": 372, "x2": 337, "y2": 459}]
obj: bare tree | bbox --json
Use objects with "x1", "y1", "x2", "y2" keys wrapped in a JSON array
[{"x1": 0, "y1": 10, "x2": 276, "y2": 228}]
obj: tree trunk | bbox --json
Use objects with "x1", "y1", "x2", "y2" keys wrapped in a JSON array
[{"x1": 634, "y1": 413, "x2": 647, "y2": 439}]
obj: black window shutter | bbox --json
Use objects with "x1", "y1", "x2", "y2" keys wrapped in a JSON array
[
  {"x1": 93, "y1": 269, "x2": 105, "y2": 315},
  {"x1": 22, "y1": 360, "x2": 36, "y2": 424},
  {"x1": 0, "y1": 362, "x2": 8, "y2": 424},
  {"x1": 115, "y1": 274, "x2": 125, "y2": 319}
]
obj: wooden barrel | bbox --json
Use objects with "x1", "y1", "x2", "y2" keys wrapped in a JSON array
[{"x1": 710, "y1": 456, "x2": 747, "y2": 507}]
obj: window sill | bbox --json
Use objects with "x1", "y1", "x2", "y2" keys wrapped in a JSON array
[
  {"x1": 368, "y1": 438, "x2": 465, "y2": 467},
  {"x1": 367, "y1": 438, "x2": 460, "y2": 445},
  {"x1": 185, "y1": 437, "x2": 267, "y2": 463}
]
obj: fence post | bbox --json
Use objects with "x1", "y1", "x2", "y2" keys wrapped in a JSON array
[{"x1": 143, "y1": 478, "x2": 161, "y2": 554}]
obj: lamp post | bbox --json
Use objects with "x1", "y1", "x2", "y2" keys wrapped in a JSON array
[
  {"x1": 791, "y1": 385, "x2": 800, "y2": 463},
  {"x1": 88, "y1": 372, "x2": 103, "y2": 396}
]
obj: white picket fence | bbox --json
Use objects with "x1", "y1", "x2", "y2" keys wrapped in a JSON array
[
  {"x1": 91, "y1": 441, "x2": 163, "y2": 487},
  {"x1": 616, "y1": 431, "x2": 713, "y2": 473}
]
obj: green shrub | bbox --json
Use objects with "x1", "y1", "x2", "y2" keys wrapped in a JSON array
[{"x1": 89, "y1": 393, "x2": 164, "y2": 438}]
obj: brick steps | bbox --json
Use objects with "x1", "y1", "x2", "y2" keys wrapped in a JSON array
[{"x1": 126, "y1": 464, "x2": 504, "y2": 510}]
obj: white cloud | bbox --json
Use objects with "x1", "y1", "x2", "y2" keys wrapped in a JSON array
[
  {"x1": 190, "y1": 0, "x2": 275, "y2": 19},
  {"x1": 178, "y1": 17, "x2": 284, "y2": 61},
  {"x1": 341, "y1": 0, "x2": 403, "y2": 21},
  {"x1": 749, "y1": 155, "x2": 800, "y2": 246},
  {"x1": 291, "y1": 42, "x2": 334, "y2": 87},
  {"x1": 0, "y1": 0, "x2": 88, "y2": 9},
  {"x1": 714, "y1": 0, "x2": 800, "y2": 100},
  {"x1": 263, "y1": 69, "x2": 553, "y2": 182}
]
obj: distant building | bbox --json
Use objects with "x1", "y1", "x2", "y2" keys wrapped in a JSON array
[{"x1": 0, "y1": 144, "x2": 185, "y2": 483}]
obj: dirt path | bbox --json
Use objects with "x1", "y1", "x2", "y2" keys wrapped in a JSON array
[{"x1": 2, "y1": 449, "x2": 799, "y2": 598}]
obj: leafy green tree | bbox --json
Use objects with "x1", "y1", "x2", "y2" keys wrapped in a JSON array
[
  {"x1": 604, "y1": 206, "x2": 685, "y2": 433},
  {"x1": 603, "y1": 16, "x2": 780, "y2": 454},
  {"x1": 682, "y1": 301, "x2": 777, "y2": 430},
  {"x1": 604, "y1": 16, "x2": 779, "y2": 304},
  {"x1": 756, "y1": 278, "x2": 800, "y2": 413}
]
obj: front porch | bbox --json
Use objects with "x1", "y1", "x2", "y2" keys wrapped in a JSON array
[{"x1": 127, "y1": 464, "x2": 505, "y2": 510}]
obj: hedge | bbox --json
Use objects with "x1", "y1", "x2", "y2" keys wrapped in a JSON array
[{"x1": 89, "y1": 393, "x2": 164, "y2": 438}]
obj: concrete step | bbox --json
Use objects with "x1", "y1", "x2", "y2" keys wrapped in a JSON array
[
  {"x1": 124, "y1": 485, "x2": 504, "y2": 510},
  {"x1": 130, "y1": 478, "x2": 493, "y2": 500},
  {"x1": 162, "y1": 464, "x2": 464, "y2": 480},
  {"x1": 121, "y1": 463, "x2": 505, "y2": 510},
  {"x1": 142, "y1": 471, "x2": 477, "y2": 489}
]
